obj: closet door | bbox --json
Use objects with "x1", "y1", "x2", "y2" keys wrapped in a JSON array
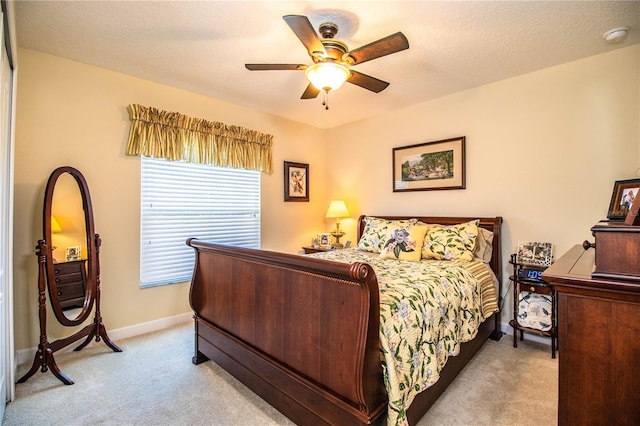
[{"x1": 0, "y1": 9, "x2": 15, "y2": 417}]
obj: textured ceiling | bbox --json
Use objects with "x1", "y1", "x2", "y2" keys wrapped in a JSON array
[{"x1": 14, "y1": 1, "x2": 640, "y2": 129}]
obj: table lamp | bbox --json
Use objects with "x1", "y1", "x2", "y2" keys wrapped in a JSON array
[
  {"x1": 51, "y1": 216, "x2": 62, "y2": 262},
  {"x1": 325, "y1": 200, "x2": 349, "y2": 248}
]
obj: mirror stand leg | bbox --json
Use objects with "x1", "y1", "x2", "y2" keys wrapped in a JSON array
[
  {"x1": 97, "y1": 321, "x2": 122, "y2": 352},
  {"x1": 15, "y1": 349, "x2": 41, "y2": 383},
  {"x1": 73, "y1": 320, "x2": 122, "y2": 353},
  {"x1": 43, "y1": 348, "x2": 74, "y2": 385},
  {"x1": 73, "y1": 332, "x2": 94, "y2": 352},
  {"x1": 16, "y1": 345, "x2": 74, "y2": 385}
]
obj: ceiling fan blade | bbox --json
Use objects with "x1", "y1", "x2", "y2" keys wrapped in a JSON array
[
  {"x1": 301, "y1": 83, "x2": 320, "y2": 99},
  {"x1": 347, "y1": 32, "x2": 409, "y2": 65},
  {"x1": 347, "y1": 71, "x2": 390, "y2": 93},
  {"x1": 245, "y1": 64, "x2": 307, "y2": 71},
  {"x1": 283, "y1": 15, "x2": 327, "y2": 58}
]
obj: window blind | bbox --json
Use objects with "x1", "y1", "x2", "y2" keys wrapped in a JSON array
[{"x1": 140, "y1": 156, "x2": 260, "y2": 287}]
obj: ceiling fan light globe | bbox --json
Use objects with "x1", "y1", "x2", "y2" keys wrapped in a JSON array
[{"x1": 305, "y1": 63, "x2": 350, "y2": 92}]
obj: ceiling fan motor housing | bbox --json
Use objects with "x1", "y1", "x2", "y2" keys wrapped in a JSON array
[{"x1": 319, "y1": 22, "x2": 338, "y2": 39}]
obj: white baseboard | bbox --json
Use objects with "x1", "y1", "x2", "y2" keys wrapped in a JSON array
[
  {"x1": 108, "y1": 312, "x2": 192, "y2": 342},
  {"x1": 15, "y1": 312, "x2": 192, "y2": 368}
]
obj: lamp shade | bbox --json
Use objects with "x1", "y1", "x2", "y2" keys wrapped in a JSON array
[
  {"x1": 51, "y1": 216, "x2": 62, "y2": 233},
  {"x1": 305, "y1": 63, "x2": 350, "y2": 92},
  {"x1": 325, "y1": 200, "x2": 350, "y2": 218}
]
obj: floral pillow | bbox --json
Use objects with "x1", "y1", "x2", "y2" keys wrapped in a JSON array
[
  {"x1": 421, "y1": 219, "x2": 480, "y2": 261},
  {"x1": 357, "y1": 217, "x2": 418, "y2": 253},
  {"x1": 379, "y1": 224, "x2": 429, "y2": 261}
]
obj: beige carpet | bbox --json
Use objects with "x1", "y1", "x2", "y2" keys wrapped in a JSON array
[{"x1": 3, "y1": 324, "x2": 557, "y2": 425}]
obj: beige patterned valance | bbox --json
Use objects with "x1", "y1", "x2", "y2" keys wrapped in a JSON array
[{"x1": 126, "y1": 104, "x2": 273, "y2": 174}]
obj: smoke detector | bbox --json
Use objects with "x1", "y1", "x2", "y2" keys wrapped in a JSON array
[{"x1": 603, "y1": 26, "x2": 629, "y2": 43}]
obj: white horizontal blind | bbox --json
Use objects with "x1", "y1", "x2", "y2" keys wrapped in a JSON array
[{"x1": 140, "y1": 156, "x2": 260, "y2": 287}]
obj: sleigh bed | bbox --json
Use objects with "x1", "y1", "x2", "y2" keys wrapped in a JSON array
[{"x1": 188, "y1": 215, "x2": 503, "y2": 425}]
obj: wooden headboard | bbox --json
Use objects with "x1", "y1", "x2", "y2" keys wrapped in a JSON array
[{"x1": 356, "y1": 215, "x2": 503, "y2": 285}]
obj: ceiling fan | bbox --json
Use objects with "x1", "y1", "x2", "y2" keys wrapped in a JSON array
[{"x1": 245, "y1": 15, "x2": 409, "y2": 108}]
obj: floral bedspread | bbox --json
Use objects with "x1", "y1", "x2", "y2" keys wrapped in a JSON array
[{"x1": 306, "y1": 248, "x2": 499, "y2": 426}]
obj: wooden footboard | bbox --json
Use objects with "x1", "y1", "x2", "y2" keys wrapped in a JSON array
[
  {"x1": 187, "y1": 239, "x2": 388, "y2": 425},
  {"x1": 187, "y1": 215, "x2": 503, "y2": 425}
]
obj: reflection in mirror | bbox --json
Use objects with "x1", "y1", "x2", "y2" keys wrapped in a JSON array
[{"x1": 51, "y1": 173, "x2": 89, "y2": 320}]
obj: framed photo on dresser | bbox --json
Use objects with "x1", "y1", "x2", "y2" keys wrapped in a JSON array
[{"x1": 607, "y1": 178, "x2": 640, "y2": 220}]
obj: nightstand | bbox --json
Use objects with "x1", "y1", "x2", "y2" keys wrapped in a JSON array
[
  {"x1": 508, "y1": 253, "x2": 556, "y2": 358},
  {"x1": 302, "y1": 246, "x2": 335, "y2": 254}
]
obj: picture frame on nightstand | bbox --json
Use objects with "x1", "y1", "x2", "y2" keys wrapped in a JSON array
[
  {"x1": 316, "y1": 233, "x2": 331, "y2": 248},
  {"x1": 516, "y1": 241, "x2": 553, "y2": 267}
]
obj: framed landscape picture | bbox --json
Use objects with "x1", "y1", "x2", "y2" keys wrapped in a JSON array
[
  {"x1": 393, "y1": 136, "x2": 465, "y2": 192},
  {"x1": 284, "y1": 161, "x2": 309, "y2": 202}
]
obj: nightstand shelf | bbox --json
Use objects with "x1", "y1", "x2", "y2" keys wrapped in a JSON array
[{"x1": 509, "y1": 253, "x2": 557, "y2": 358}]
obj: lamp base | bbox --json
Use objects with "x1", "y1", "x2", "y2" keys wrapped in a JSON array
[{"x1": 331, "y1": 231, "x2": 345, "y2": 248}]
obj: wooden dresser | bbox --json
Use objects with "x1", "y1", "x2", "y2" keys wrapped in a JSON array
[
  {"x1": 542, "y1": 245, "x2": 640, "y2": 425},
  {"x1": 53, "y1": 259, "x2": 87, "y2": 309}
]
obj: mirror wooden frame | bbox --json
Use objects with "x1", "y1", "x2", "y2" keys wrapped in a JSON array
[{"x1": 17, "y1": 166, "x2": 121, "y2": 385}]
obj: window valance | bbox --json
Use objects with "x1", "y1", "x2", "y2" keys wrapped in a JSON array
[{"x1": 126, "y1": 104, "x2": 273, "y2": 174}]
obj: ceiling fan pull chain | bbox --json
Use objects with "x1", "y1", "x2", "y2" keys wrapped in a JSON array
[{"x1": 322, "y1": 90, "x2": 329, "y2": 110}]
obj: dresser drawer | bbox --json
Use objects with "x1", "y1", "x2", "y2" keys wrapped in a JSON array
[
  {"x1": 520, "y1": 281, "x2": 553, "y2": 296},
  {"x1": 56, "y1": 282, "x2": 85, "y2": 301},
  {"x1": 53, "y1": 271, "x2": 83, "y2": 285}
]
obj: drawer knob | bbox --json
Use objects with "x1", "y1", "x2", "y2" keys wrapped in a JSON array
[
  {"x1": 55, "y1": 277, "x2": 60, "y2": 283},
  {"x1": 530, "y1": 286, "x2": 536, "y2": 292},
  {"x1": 583, "y1": 240, "x2": 595, "y2": 250},
  {"x1": 57, "y1": 291, "x2": 62, "y2": 296}
]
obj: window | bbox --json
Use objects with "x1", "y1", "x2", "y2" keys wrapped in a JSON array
[{"x1": 140, "y1": 156, "x2": 260, "y2": 288}]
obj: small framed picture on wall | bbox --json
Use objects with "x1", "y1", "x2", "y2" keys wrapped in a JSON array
[{"x1": 284, "y1": 161, "x2": 309, "y2": 202}]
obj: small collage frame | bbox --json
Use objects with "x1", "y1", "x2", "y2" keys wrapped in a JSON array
[
  {"x1": 516, "y1": 241, "x2": 553, "y2": 267},
  {"x1": 65, "y1": 245, "x2": 81, "y2": 261}
]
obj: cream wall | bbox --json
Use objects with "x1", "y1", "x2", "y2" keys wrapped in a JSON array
[
  {"x1": 13, "y1": 45, "x2": 640, "y2": 350},
  {"x1": 325, "y1": 45, "x2": 640, "y2": 325},
  {"x1": 13, "y1": 49, "x2": 327, "y2": 350}
]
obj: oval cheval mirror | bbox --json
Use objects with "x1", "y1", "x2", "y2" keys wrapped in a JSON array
[{"x1": 17, "y1": 166, "x2": 121, "y2": 386}]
